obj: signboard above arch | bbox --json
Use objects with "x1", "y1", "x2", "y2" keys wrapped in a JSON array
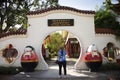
[{"x1": 48, "y1": 19, "x2": 74, "y2": 26}]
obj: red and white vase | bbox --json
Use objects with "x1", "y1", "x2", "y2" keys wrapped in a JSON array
[
  {"x1": 21, "y1": 46, "x2": 38, "y2": 72},
  {"x1": 84, "y1": 44, "x2": 102, "y2": 72}
]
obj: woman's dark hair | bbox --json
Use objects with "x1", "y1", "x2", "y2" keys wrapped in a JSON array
[{"x1": 26, "y1": 46, "x2": 34, "y2": 50}]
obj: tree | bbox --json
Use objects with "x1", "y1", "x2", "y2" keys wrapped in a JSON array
[
  {"x1": 103, "y1": 0, "x2": 120, "y2": 15},
  {"x1": 95, "y1": 0, "x2": 120, "y2": 40},
  {"x1": 104, "y1": 0, "x2": 120, "y2": 40},
  {"x1": 0, "y1": 0, "x2": 30, "y2": 33},
  {"x1": 95, "y1": 9, "x2": 119, "y2": 29},
  {"x1": 0, "y1": 0, "x2": 59, "y2": 34},
  {"x1": 45, "y1": 32, "x2": 64, "y2": 55},
  {"x1": 31, "y1": 0, "x2": 59, "y2": 10}
]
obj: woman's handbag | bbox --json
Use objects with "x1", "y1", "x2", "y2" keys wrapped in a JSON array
[
  {"x1": 55, "y1": 56, "x2": 59, "y2": 64},
  {"x1": 55, "y1": 60, "x2": 59, "y2": 64}
]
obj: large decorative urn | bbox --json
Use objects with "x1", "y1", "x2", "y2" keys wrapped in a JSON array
[
  {"x1": 84, "y1": 44, "x2": 102, "y2": 72},
  {"x1": 21, "y1": 46, "x2": 38, "y2": 72}
]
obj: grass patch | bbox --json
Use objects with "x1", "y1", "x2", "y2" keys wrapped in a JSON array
[{"x1": 0, "y1": 66, "x2": 23, "y2": 74}]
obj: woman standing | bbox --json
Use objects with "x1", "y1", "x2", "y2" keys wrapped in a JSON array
[{"x1": 57, "y1": 46, "x2": 67, "y2": 78}]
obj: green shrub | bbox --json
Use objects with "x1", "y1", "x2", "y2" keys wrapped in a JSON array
[
  {"x1": 99, "y1": 63, "x2": 120, "y2": 71},
  {"x1": 0, "y1": 66, "x2": 23, "y2": 74}
]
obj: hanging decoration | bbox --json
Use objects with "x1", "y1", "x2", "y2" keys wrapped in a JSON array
[{"x1": 0, "y1": 44, "x2": 18, "y2": 64}]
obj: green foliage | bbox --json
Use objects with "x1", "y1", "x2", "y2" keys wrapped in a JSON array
[
  {"x1": 103, "y1": 0, "x2": 120, "y2": 15},
  {"x1": 95, "y1": 8, "x2": 120, "y2": 41},
  {"x1": 0, "y1": 66, "x2": 23, "y2": 74},
  {"x1": 0, "y1": 0, "x2": 31, "y2": 33},
  {"x1": 47, "y1": 32, "x2": 64, "y2": 54},
  {"x1": 0, "y1": 0, "x2": 59, "y2": 33},
  {"x1": 95, "y1": 9, "x2": 119, "y2": 28},
  {"x1": 31, "y1": 0, "x2": 59, "y2": 10},
  {"x1": 104, "y1": 0, "x2": 120, "y2": 41},
  {"x1": 99, "y1": 63, "x2": 120, "y2": 71}
]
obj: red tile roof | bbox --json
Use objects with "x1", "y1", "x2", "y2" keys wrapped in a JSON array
[
  {"x1": 0, "y1": 28, "x2": 115, "y2": 39},
  {"x1": 27, "y1": 6, "x2": 95, "y2": 15},
  {"x1": 95, "y1": 28, "x2": 115, "y2": 34},
  {"x1": 0, "y1": 30, "x2": 27, "y2": 38}
]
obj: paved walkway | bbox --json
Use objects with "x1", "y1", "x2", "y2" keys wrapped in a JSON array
[
  {"x1": 9, "y1": 58, "x2": 110, "y2": 80},
  {"x1": 10, "y1": 69, "x2": 108, "y2": 80}
]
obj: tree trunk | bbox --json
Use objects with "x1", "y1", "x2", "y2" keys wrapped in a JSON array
[{"x1": 0, "y1": 16, "x2": 4, "y2": 33}]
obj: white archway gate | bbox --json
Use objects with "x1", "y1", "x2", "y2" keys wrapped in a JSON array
[
  {"x1": 0, "y1": 6, "x2": 96, "y2": 70},
  {"x1": 27, "y1": 6, "x2": 95, "y2": 70}
]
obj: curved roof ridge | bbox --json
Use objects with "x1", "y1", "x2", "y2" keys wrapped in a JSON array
[{"x1": 27, "y1": 6, "x2": 95, "y2": 15}]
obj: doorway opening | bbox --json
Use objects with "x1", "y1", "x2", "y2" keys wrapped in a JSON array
[{"x1": 41, "y1": 30, "x2": 81, "y2": 69}]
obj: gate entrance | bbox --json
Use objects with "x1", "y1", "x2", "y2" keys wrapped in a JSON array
[{"x1": 41, "y1": 30, "x2": 81, "y2": 68}]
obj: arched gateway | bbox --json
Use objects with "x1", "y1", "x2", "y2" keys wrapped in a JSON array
[
  {"x1": 0, "y1": 6, "x2": 120, "y2": 70},
  {"x1": 27, "y1": 6, "x2": 95, "y2": 70}
]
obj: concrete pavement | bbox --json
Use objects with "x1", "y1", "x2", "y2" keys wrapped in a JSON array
[{"x1": 10, "y1": 62, "x2": 109, "y2": 80}]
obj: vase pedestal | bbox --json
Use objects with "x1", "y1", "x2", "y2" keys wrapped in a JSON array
[
  {"x1": 21, "y1": 62, "x2": 38, "y2": 72},
  {"x1": 85, "y1": 61, "x2": 102, "y2": 72},
  {"x1": 116, "y1": 59, "x2": 120, "y2": 64}
]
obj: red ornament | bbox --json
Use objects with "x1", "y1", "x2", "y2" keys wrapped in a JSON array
[
  {"x1": 85, "y1": 52, "x2": 102, "y2": 62},
  {"x1": 21, "y1": 52, "x2": 38, "y2": 62}
]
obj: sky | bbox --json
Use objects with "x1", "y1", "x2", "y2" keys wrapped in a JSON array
[{"x1": 58, "y1": 0, "x2": 118, "y2": 10}]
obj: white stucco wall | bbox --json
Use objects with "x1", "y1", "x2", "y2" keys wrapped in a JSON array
[{"x1": 95, "y1": 34, "x2": 120, "y2": 53}]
